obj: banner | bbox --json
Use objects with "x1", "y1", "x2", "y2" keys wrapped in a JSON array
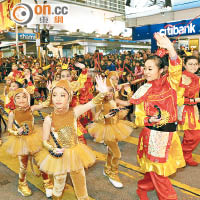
[{"x1": 0, "y1": 0, "x2": 20, "y2": 31}]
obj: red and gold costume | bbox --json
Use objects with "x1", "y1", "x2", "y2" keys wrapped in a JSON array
[
  {"x1": 177, "y1": 70, "x2": 200, "y2": 166},
  {"x1": 8, "y1": 70, "x2": 23, "y2": 83},
  {"x1": 71, "y1": 69, "x2": 93, "y2": 144},
  {"x1": 130, "y1": 57, "x2": 185, "y2": 200}
]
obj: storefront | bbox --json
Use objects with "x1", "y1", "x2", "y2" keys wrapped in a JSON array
[
  {"x1": 0, "y1": 32, "x2": 37, "y2": 57},
  {"x1": 132, "y1": 17, "x2": 200, "y2": 51}
]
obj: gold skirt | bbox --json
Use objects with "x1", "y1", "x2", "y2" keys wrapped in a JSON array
[
  {"x1": 3, "y1": 131, "x2": 42, "y2": 157},
  {"x1": 87, "y1": 120, "x2": 133, "y2": 142},
  {"x1": 35, "y1": 143, "x2": 96, "y2": 175},
  {"x1": 137, "y1": 132, "x2": 185, "y2": 177}
]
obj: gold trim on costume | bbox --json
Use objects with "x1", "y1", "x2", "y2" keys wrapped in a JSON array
[
  {"x1": 92, "y1": 92, "x2": 107, "y2": 105},
  {"x1": 182, "y1": 74, "x2": 192, "y2": 85}
]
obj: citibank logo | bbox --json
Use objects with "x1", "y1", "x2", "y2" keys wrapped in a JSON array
[
  {"x1": 159, "y1": 23, "x2": 196, "y2": 36},
  {"x1": 11, "y1": 3, "x2": 33, "y2": 25}
]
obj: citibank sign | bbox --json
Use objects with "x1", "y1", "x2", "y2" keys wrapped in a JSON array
[
  {"x1": 132, "y1": 18, "x2": 200, "y2": 41},
  {"x1": 159, "y1": 23, "x2": 196, "y2": 36}
]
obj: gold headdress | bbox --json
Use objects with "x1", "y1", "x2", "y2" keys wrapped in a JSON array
[
  {"x1": 51, "y1": 80, "x2": 73, "y2": 103},
  {"x1": 105, "y1": 70, "x2": 123, "y2": 79},
  {"x1": 106, "y1": 78, "x2": 115, "y2": 89},
  {"x1": 13, "y1": 88, "x2": 30, "y2": 106}
]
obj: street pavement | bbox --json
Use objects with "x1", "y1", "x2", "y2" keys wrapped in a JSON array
[{"x1": 0, "y1": 83, "x2": 200, "y2": 200}]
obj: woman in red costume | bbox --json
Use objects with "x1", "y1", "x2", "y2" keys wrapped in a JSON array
[
  {"x1": 131, "y1": 33, "x2": 185, "y2": 200},
  {"x1": 118, "y1": 33, "x2": 185, "y2": 199},
  {"x1": 177, "y1": 56, "x2": 200, "y2": 166}
]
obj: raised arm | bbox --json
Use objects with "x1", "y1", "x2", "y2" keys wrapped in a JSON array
[
  {"x1": 74, "y1": 75, "x2": 108, "y2": 118},
  {"x1": 154, "y1": 33, "x2": 182, "y2": 90}
]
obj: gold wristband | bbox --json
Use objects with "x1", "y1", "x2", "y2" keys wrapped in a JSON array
[
  {"x1": 92, "y1": 92, "x2": 107, "y2": 105},
  {"x1": 43, "y1": 140, "x2": 55, "y2": 151},
  {"x1": 8, "y1": 128, "x2": 18, "y2": 136}
]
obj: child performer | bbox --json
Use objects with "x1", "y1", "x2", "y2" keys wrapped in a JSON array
[
  {"x1": 87, "y1": 77, "x2": 133, "y2": 188},
  {"x1": 3, "y1": 76, "x2": 13, "y2": 96},
  {"x1": 129, "y1": 33, "x2": 185, "y2": 200},
  {"x1": 4, "y1": 88, "x2": 53, "y2": 198},
  {"x1": 177, "y1": 56, "x2": 200, "y2": 166},
  {"x1": 5, "y1": 81, "x2": 22, "y2": 111},
  {"x1": 36, "y1": 76, "x2": 108, "y2": 200}
]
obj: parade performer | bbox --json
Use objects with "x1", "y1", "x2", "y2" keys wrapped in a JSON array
[
  {"x1": 8, "y1": 63, "x2": 23, "y2": 83},
  {"x1": 105, "y1": 70, "x2": 134, "y2": 121},
  {"x1": 5, "y1": 81, "x2": 22, "y2": 111},
  {"x1": 46, "y1": 65, "x2": 89, "y2": 144},
  {"x1": 61, "y1": 68, "x2": 89, "y2": 144},
  {"x1": 3, "y1": 76, "x2": 13, "y2": 96},
  {"x1": 177, "y1": 56, "x2": 200, "y2": 166},
  {"x1": 87, "y1": 77, "x2": 133, "y2": 188},
  {"x1": 3, "y1": 88, "x2": 53, "y2": 197},
  {"x1": 129, "y1": 33, "x2": 185, "y2": 200},
  {"x1": 0, "y1": 77, "x2": 14, "y2": 145},
  {"x1": 36, "y1": 76, "x2": 108, "y2": 200}
]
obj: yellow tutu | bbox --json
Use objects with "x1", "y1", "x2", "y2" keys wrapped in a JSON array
[
  {"x1": 87, "y1": 120, "x2": 133, "y2": 142},
  {"x1": 35, "y1": 143, "x2": 96, "y2": 175},
  {"x1": 3, "y1": 131, "x2": 42, "y2": 157},
  {"x1": 118, "y1": 109, "x2": 129, "y2": 120},
  {"x1": 137, "y1": 132, "x2": 185, "y2": 177}
]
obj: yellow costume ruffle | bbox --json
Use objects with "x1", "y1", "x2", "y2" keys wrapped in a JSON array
[
  {"x1": 137, "y1": 132, "x2": 185, "y2": 177},
  {"x1": 87, "y1": 120, "x2": 133, "y2": 142},
  {"x1": 35, "y1": 143, "x2": 96, "y2": 175},
  {"x1": 3, "y1": 131, "x2": 42, "y2": 157}
]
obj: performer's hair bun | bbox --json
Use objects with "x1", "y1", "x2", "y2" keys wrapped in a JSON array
[{"x1": 146, "y1": 55, "x2": 165, "y2": 69}]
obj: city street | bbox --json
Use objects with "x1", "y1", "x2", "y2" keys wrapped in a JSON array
[
  {"x1": 0, "y1": 82, "x2": 200, "y2": 200},
  {"x1": 0, "y1": 0, "x2": 200, "y2": 199}
]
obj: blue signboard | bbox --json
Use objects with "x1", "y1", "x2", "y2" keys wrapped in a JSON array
[
  {"x1": 19, "y1": 33, "x2": 36, "y2": 41},
  {"x1": 132, "y1": 17, "x2": 200, "y2": 50},
  {"x1": 133, "y1": 18, "x2": 200, "y2": 40},
  {"x1": 5, "y1": 32, "x2": 36, "y2": 41}
]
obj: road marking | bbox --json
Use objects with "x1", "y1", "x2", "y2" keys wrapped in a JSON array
[
  {"x1": 0, "y1": 147, "x2": 94, "y2": 200},
  {"x1": 93, "y1": 150, "x2": 200, "y2": 197}
]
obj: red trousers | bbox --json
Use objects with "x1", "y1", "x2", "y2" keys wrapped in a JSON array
[
  {"x1": 182, "y1": 130, "x2": 200, "y2": 162},
  {"x1": 137, "y1": 172, "x2": 177, "y2": 200}
]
